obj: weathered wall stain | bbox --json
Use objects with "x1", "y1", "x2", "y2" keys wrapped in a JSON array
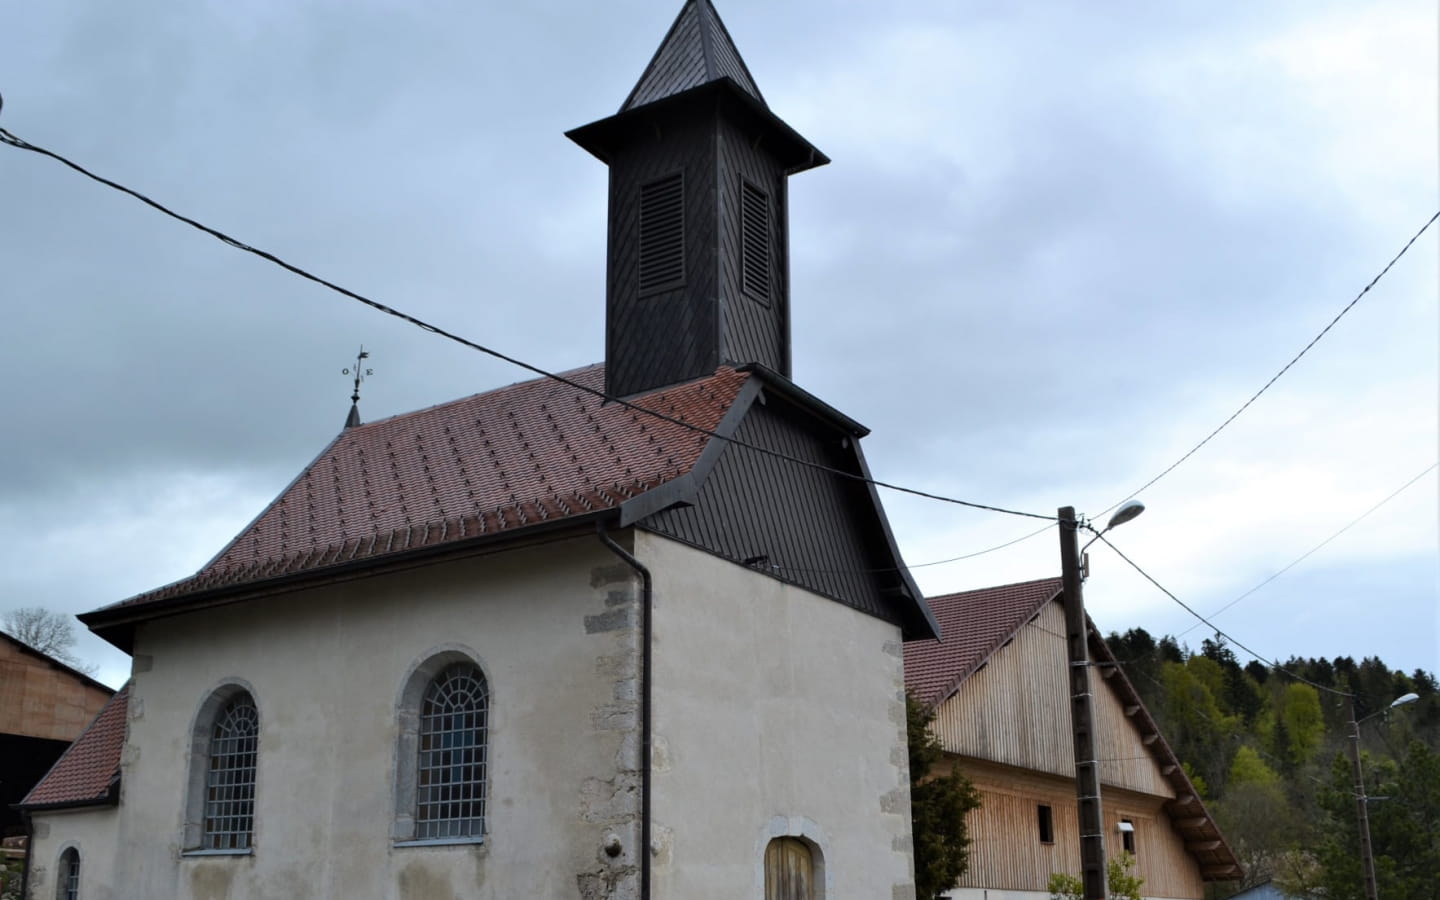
[
  {"x1": 399, "y1": 860, "x2": 455, "y2": 900},
  {"x1": 188, "y1": 862, "x2": 234, "y2": 900}
]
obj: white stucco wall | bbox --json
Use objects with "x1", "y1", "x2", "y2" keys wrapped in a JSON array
[
  {"x1": 638, "y1": 531, "x2": 917, "y2": 900},
  {"x1": 81, "y1": 534, "x2": 643, "y2": 900},
  {"x1": 26, "y1": 807, "x2": 120, "y2": 900},
  {"x1": 33, "y1": 528, "x2": 915, "y2": 899}
]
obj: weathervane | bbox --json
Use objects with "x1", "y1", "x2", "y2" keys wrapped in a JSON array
[{"x1": 342, "y1": 346, "x2": 374, "y2": 429}]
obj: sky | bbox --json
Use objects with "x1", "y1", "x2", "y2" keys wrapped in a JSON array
[{"x1": 0, "y1": 0, "x2": 1435, "y2": 691}]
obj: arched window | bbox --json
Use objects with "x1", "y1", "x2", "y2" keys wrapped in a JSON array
[
  {"x1": 183, "y1": 684, "x2": 259, "y2": 853},
  {"x1": 205, "y1": 693, "x2": 259, "y2": 849},
  {"x1": 415, "y1": 663, "x2": 488, "y2": 840},
  {"x1": 393, "y1": 650, "x2": 491, "y2": 845},
  {"x1": 55, "y1": 847, "x2": 80, "y2": 900},
  {"x1": 765, "y1": 837, "x2": 816, "y2": 900}
]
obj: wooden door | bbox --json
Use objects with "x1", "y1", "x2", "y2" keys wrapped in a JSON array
[{"x1": 765, "y1": 837, "x2": 815, "y2": 900}]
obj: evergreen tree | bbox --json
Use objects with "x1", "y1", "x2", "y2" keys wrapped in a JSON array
[
  {"x1": 1160, "y1": 659, "x2": 1241, "y2": 794},
  {"x1": 1312, "y1": 741, "x2": 1440, "y2": 900},
  {"x1": 1157, "y1": 635, "x2": 1185, "y2": 664},
  {"x1": 907, "y1": 694, "x2": 982, "y2": 900},
  {"x1": 1245, "y1": 660, "x2": 1270, "y2": 685},
  {"x1": 1088, "y1": 628, "x2": 1436, "y2": 895}
]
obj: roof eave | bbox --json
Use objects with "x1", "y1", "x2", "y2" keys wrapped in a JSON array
[
  {"x1": 567, "y1": 79, "x2": 829, "y2": 174},
  {"x1": 0, "y1": 633, "x2": 117, "y2": 695},
  {"x1": 736, "y1": 364, "x2": 868, "y2": 436},
  {"x1": 20, "y1": 685, "x2": 129, "y2": 810},
  {"x1": 79, "y1": 511, "x2": 616, "y2": 654},
  {"x1": 17, "y1": 779, "x2": 120, "y2": 813},
  {"x1": 848, "y1": 440, "x2": 936, "y2": 642},
  {"x1": 1085, "y1": 620, "x2": 1244, "y2": 880}
]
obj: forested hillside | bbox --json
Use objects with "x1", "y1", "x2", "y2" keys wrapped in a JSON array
[{"x1": 1104, "y1": 629, "x2": 1439, "y2": 900}]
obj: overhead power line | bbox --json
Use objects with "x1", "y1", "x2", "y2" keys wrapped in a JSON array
[
  {"x1": 907, "y1": 521, "x2": 1059, "y2": 568},
  {"x1": 768, "y1": 520, "x2": 1059, "y2": 577},
  {"x1": 1176, "y1": 462, "x2": 1438, "y2": 638},
  {"x1": 895, "y1": 211, "x2": 1440, "y2": 563},
  {"x1": 0, "y1": 124, "x2": 1052, "y2": 523},
  {"x1": 1099, "y1": 209, "x2": 1440, "y2": 519},
  {"x1": 1092, "y1": 532, "x2": 1353, "y2": 698}
]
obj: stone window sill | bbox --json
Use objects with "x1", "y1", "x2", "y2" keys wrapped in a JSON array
[
  {"x1": 181, "y1": 848, "x2": 253, "y2": 858},
  {"x1": 393, "y1": 837, "x2": 486, "y2": 849}
]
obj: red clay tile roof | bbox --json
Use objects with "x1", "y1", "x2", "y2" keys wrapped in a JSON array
[
  {"x1": 903, "y1": 576, "x2": 1062, "y2": 706},
  {"x1": 22, "y1": 683, "x2": 128, "y2": 808},
  {"x1": 94, "y1": 364, "x2": 748, "y2": 618}
]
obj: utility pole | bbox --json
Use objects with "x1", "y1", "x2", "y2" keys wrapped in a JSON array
[
  {"x1": 1349, "y1": 698, "x2": 1379, "y2": 900},
  {"x1": 1345, "y1": 691, "x2": 1418, "y2": 900},
  {"x1": 1059, "y1": 506, "x2": 1107, "y2": 900}
]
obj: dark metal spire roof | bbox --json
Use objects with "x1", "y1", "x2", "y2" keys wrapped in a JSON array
[
  {"x1": 568, "y1": 0, "x2": 826, "y2": 174},
  {"x1": 620, "y1": 0, "x2": 765, "y2": 113}
]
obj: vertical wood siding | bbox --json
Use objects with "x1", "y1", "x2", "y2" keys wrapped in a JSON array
[
  {"x1": 933, "y1": 601, "x2": 1172, "y2": 797},
  {"x1": 944, "y1": 759, "x2": 1205, "y2": 899}
]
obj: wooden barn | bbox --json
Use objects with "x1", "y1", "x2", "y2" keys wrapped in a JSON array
[
  {"x1": 0, "y1": 632, "x2": 114, "y2": 839},
  {"x1": 905, "y1": 577, "x2": 1242, "y2": 900}
]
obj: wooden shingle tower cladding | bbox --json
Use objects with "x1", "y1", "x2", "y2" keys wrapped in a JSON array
[{"x1": 568, "y1": 0, "x2": 828, "y2": 398}]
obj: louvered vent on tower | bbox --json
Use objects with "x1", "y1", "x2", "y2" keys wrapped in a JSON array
[
  {"x1": 638, "y1": 173, "x2": 685, "y2": 296},
  {"x1": 741, "y1": 181, "x2": 770, "y2": 303},
  {"x1": 567, "y1": 0, "x2": 831, "y2": 396}
]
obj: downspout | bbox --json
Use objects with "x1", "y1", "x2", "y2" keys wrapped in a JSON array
[
  {"x1": 596, "y1": 522, "x2": 652, "y2": 900},
  {"x1": 17, "y1": 808, "x2": 32, "y2": 900}
]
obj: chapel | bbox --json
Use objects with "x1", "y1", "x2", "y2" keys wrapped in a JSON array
[{"x1": 22, "y1": 4, "x2": 935, "y2": 899}]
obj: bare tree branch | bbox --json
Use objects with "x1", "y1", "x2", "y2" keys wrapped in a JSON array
[{"x1": 2, "y1": 606, "x2": 96, "y2": 675}]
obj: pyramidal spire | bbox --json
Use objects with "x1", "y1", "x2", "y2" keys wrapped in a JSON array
[{"x1": 620, "y1": 0, "x2": 765, "y2": 113}]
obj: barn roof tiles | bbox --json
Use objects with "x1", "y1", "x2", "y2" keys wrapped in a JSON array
[
  {"x1": 21, "y1": 683, "x2": 128, "y2": 809},
  {"x1": 904, "y1": 576, "x2": 1063, "y2": 707}
]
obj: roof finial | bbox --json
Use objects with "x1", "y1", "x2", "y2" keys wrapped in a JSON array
[{"x1": 342, "y1": 346, "x2": 373, "y2": 429}]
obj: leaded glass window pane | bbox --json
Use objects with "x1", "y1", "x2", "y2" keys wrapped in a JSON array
[
  {"x1": 416, "y1": 664, "x2": 488, "y2": 840},
  {"x1": 204, "y1": 694, "x2": 258, "y2": 850},
  {"x1": 57, "y1": 848, "x2": 80, "y2": 900}
]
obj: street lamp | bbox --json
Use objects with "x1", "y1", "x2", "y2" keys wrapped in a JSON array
[
  {"x1": 1104, "y1": 500, "x2": 1147, "y2": 532},
  {"x1": 1058, "y1": 501, "x2": 1145, "y2": 900},
  {"x1": 1350, "y1": 692, "x2": 1419, "y2": 900}
]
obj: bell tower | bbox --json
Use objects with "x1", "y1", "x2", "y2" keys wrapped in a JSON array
[{"x1": 567, "y1": 0, "x2": 828, "y2": 398}]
